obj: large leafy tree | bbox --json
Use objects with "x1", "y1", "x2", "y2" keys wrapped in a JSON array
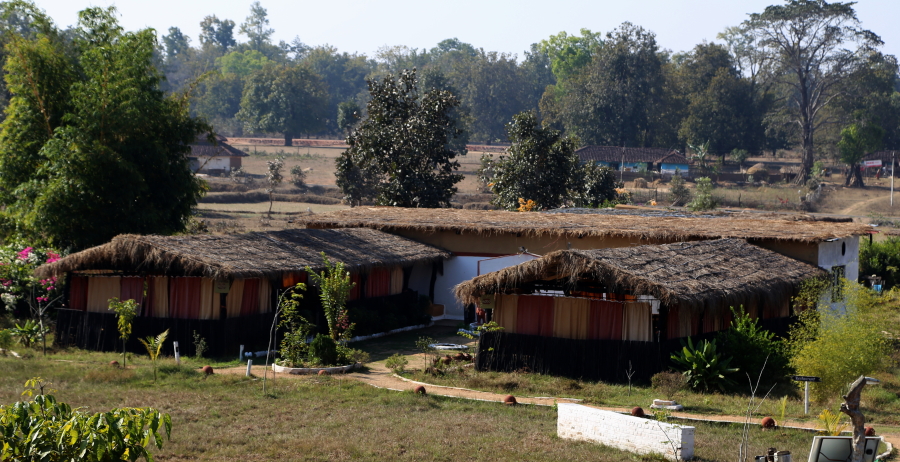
[
  {"x1": 237, "y1": 63, "x2": 328, "y2": 145},
  {"x1": 239, "y1": 1, "x2": 273, "y2": 53},
  {"x1": 837, "y1": 118, "x2": 883, "y2": 187},
  {"x1": 744, "y1": 0, "x2": 882, "y2": 183},
  {"x1": 486, "y1": 111, "x2": 580, "y2": 211},
  {"x1": 199, "y1": 14, "x2": 236, "y2": 51},
  {"x1": 335, "y1": 69, "x2": 466, "y2": 208},
  {"x1": 0, "y1": 6, "x2": 209, "y2": 250}
]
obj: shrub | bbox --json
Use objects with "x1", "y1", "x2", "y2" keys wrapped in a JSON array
[
  {"x1": 668, "y1": 173, "x2": 691, "y2": 206},
  {"x1": 670, "y1": 337, "x2": 738, "y2": 392},
  {"x1": 192, "y1": 330, "x2": 208, "y2": 358},
  {"x1": 717, "y1": 307, "x2": 791, "y2": 389},
  {"x1": 336, "y1": 344, "x2": 369, "y2": 365},
  {"x1": 385, "y1": 353, "x2": 409, "y2": 373},
  {"x1": 10, "y1": 320, "x2": 47, "y2": 348},
  {"x1": 787, "y1": 282, "x2": 891, "y2": 402},
  {"x1": 651, "y1": 371, "x2": 687, "y2": 400},
  {"x1": 309, "y1": 334, "x2": 338, "y2": 366},
  {"x1": 0, "y1": 328, "x2": 12, "y2": 350},
  {"x1": 860, "y1": 236, "x2": 900, "y2": 290},
  {"x1": 687, "y1": 177, "x2": 718, "y2": 211},
  {"x1": 290, "y1": 165, "x2": 307, "y2": 190}
]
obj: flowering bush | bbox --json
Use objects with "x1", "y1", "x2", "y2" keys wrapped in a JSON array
[{"x1": 0, "y1": 243, "x2": 63, "y2": 314}]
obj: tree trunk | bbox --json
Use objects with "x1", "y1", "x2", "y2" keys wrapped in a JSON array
[
  {"x1": 795, "y1": 125, "x2": 814, "y2": 185},
  {"x1": 840, "y1": 375, "x2": 868, "y2": 462},
  {"x1": 846, "y1": 164, "x2": 866, "y2": 188},
  {"x1": 284, "y1": 132, "x2": 292, "y2": 147}
]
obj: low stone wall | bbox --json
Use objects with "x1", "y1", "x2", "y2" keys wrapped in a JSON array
[{"x1": 557, "y1": 403, "x2": 694, "y2": 460}]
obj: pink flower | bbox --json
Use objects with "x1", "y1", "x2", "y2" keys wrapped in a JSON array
[
  {"x1": 35, "y1": 296, "x2": 48, "y2": 303},
  {"x1": 17, "y1": 247, "x2": 32, "y2": 260},
  {"x1": 46, "y1": 252, "x2": 60, "y2": 263}
]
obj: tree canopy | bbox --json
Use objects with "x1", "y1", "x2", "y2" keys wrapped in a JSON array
[
  {"x1": 0, "y1": 5, "x2": 209, "y2": 250},
  {"x1": 335, "y1": 69, "x2": 466, "y2": 208}
]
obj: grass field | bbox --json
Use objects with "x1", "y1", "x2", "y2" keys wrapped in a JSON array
[{"x1": 1, "y1": 346, "x2": 830, "y2": 461}]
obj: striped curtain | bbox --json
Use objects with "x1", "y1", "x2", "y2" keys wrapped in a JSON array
[
  {"x1": 587, "y1": 300, "x2": 623, "y2": 340},
  {"x1": 623, "y1": 301, "x2": 652, "y2": 341},
  {"x1": 120, "y1": 277, "x2": 145, "y2": 313},
  {"x1": 225, "y1": 279, "x2": 245, "y2": 318},
  {"x1": 241, "y1": 279, "x2": 260, "y2": 316},
  {"x1": 390, "y1": 267, "x2": 404, "y2": 295},
  {"x1": 147, "y1": 277, "x2": 169, "y2": 317},
  {"x1": 666, "y1": 305, "x2": 695, "y2": 339},
  {"x1": 348, "y1": 273, "x2": 360, "y2": 301},
  {"x1": 199, "y1": 278, "x2": 217, "y2": 320},
  {"x1": 258, "y1": 279, "x2": 272, "y2": 313},
  {"x1": 365, "y1": 269, "x2": 391, "y2": 298},
  {"x1": 552, "y1": 297, "x2": 590, "y2": 339},
  {"x1": 515, "y1": 295, "x2": 554, "y2": 336},
  {"x1": 68, "y1": 276, "x2": 89, "y2": 311},
  {"x1": 86, "y1": 277, "x2": 121, "y2": 313},
  {"x1": 168, "y1": 278, "x2": 202, "y2": 319},
  {"x1": 494, "y1": 295, "x2": 519, "y2": 333}
]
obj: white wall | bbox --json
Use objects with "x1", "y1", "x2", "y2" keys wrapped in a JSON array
[
  {"x1": 407, "y1": 261, "x2": 432, "y2": 297},
  {"x1": 557, "y1": 404, "x2": 694, "y2": 461},
  {"x1": 433, "y1": 256, "x2": 481, "y2": 319},
  {"x1": 477, "y1": 253, "x2": 539, "y2": 275},
  {"x1": 817, "y1": 236, "x2": 860, "y2": 282},
  {"x1": 197, "y1": 156, "x2": 232, "y2": 172}
]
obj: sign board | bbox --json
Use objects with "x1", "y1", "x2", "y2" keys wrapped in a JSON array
[
  {"x1": 214, "y1": 280, "x2": 231, "y2": 294},
  {"x1": 792, "y1": 375, "x2": 821, "y2": 382},
  {"x1": 863, "y1": 160, "x2": 882, "y2": 168},
  {"x1": 478, "y1": 294, "x2": 495, "y2": 310}
]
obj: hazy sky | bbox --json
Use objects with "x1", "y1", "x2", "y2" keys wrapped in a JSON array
[{"x1": 30, "y1": 0, "x2": 900, "y2": 60}]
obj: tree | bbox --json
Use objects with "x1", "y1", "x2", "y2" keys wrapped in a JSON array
[
  {"x1": 744, "y1": 0, "x2": 883, "y2": 184},
  {"x1": 336, "y1": 100, "x2": 360, "y2": 137},
  {"x1": 537, "y1": 28, "x2": 603, "y2": 83},
  {"x1": 162, "y1": 26, "x2": 191, "y2": 62},
  {"x1": 837, "y1": 118, "x2": 883, "y2": 187},
  {"x1": 576, "y1": 162, "x2": 622, "y2": 208},
  {"x1": 237, "y1": 64, "x2": 328, "y2": 146},
  {"x1": 108, "y1": 298, "x2": 138, "y2": 368},
  {"x1": 239, "y1": 1, "x2": 274, "y2": 52},
  {"x1": 451, "y1": 50, "x2": 530, "y2": 143},
  {"x1": 305, "y1": 253, "x2": 355, "y2": 341},
  {"x1": 555, "y1": 22, "x2": 670, "y2": 147},
  {"x1": 199, "y1": 15, "x2": 236, "y2": 51},
  {"x1": 264, "y1": 155, "x2": 284, "y2": 218},
  {"x1": 486, "y1": 111, "x2": 580, "y2": 210},
  {"x1": 0, "y1": 6, "x2": 209, "y2": 250},
  {"x1": 216, "y1": 49, "x2": 271, "y2": 77},
  {"x1": 335, "y1": 69, "x2": 466, "y2": 208}
]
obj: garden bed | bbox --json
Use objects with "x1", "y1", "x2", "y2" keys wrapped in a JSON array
[{"x1": 272, "y1": 362, "x2": 360, "y2": 375}]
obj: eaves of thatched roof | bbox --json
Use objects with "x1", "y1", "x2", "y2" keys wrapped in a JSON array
[
  {"x1": 36, "y1": 228, "x2": 449, "y2": 280},
  {"x1": 298, "y1": 207, "x2": 870, "y2": 244},
  {"x1": 454, "y1": 238, "x2": 825, "y2": 311}
]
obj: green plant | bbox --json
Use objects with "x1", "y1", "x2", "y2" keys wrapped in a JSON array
[
  {"x1": 0, "y1": 378, "x2": 171, "y2": 461},
  {"x1": 290, "y1": 165, "x2": 307, "y2": 190},
  {"x1": 415, "y1": 336, "x2": 437, "y2": 371},
  {"x1": 687, "y1": 177, "x2": 718, "y2": 211},
  {"x1": 668, "y1": 172, "x2": 691, "y2": 206},
  {"x1": 337, "y1": 344, "x2": 369, "y2": 365},
  {"x1": 670, "y1": 337, "x2": 738, "y2": 392},
  {"x1": 192, "y1": 330, "x2": 208, "y2": 359},
  {"x1": 650, "y1": 371, "x2": 687, "y2": 400},
  {"x1": 787, "y1": 281, "x2": 891, "y2": 402},
  {"x1": 385, "y1": 353, "x2": 409, "y2": 373},
  {"x1": 816, "y1": 408, "x2": 849, "y2": 436},
  {"x1": 306, "y1": 253, "x2": 356, "y2": 341},
  {"x1": 778, "y1": 396, "x2": 789, "y2": 426},
  {"x1": 0, "y1": 328, "x2": 12, "y2": 351},
  {"x1": 309, "y1": 334, "x2": 338, "y2": 366},
  {"x1": 139, "y1": 329, "x2": 170, "y2": 382},
  {"x1": 277, "y1": 283, "x2": 312, "y2": 367},
  {"x1": 860, "y1": 236, "x2": 900, "y2": 290},
  {"x1": 717, "y1": 306, "x2": 790, "y2": 389},
  {"x1": 108, "y1": 297, "x2": 139, "y2": 368},
  {"x1": 10, "y1": 319, "x2": 47, "y2": 349}
]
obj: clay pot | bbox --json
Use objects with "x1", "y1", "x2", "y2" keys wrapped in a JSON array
[
  {"x1": 631, "y1": 407, "x2": 645, "y2": 417},
  {"x1": 442, "y1": 355, "x2": 452, "y2": 365},
  {"x1": 504, "y1": 395, "x2": 517, "y2": 405},
  {"x1": 865, "y1": 426, "x2": 876, "y2": 436},
  {"x1": 761, "y1": 417, "x2": 776, "y2": 428},
  {"x1": 317, "y1": 370, "x2": 330, "y2": 376},
  {"x1": 414, "y1": 385, "x2": 426, "y2": 395},
  {"x1": 109, "y1": 360, "x2": 120, "y2": 368},
  {"x1": 201, "y1": 365, "x2": 214, "y2": 375}
]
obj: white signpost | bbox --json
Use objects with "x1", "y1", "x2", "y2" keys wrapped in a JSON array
[
  {"x1": 173, "y1": 341, "x2": 181, "y2": 365},
  {"x1": 792, "y1": 375, "x2": 821, "y2": 414}
]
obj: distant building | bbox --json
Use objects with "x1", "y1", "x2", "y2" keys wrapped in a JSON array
[
  {"x1": 575, "y1": 146, "x2": 690, "y2": 174},
  {"x1": 188, "y1": 135, "x2": 248, "y2": 175}
]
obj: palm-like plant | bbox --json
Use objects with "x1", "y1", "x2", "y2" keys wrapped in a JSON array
[
  {"x1": 670, "y1": 337, "x2": 738, "y2": 392},
  {"x1": 139, "y1": 329, "x2": 169, "y2": 381}
]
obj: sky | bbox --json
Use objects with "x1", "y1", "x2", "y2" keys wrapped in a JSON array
[{"x1": 28, "y1": 0, "x2": 900, "y2": 60}]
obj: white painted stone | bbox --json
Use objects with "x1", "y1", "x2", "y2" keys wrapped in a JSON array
[{"x1": 557, "y1": 403, "x2": 694, "y2": 460}]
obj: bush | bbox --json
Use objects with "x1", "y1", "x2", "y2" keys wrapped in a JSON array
[
  {"x1": 717, "y1": 307, "x2": 790, "y2": 389},
  {"x1": 650, "y1": 371, "x2": 687, "y2": 400},
  {"x1": 787, "y1": 281, "x2": 892, "y2": 402},
  {"x1": 670, "y1": 337, "x2": 738, "y2": 392},
  {"x1": 668, "y1": 173, "x2": 691, "y2": 206},
  {"x1": 687, "y1": 177, "x2": 717, "y2": 211},
  {"x1": 290, "y1": 165, "x2": 307, "y2": 190},
  {"x1": 385, "y1": 353, "x2": 409, "y2": 373},
  {"x1": 309, "y1": 334, "x2": 338, "y2": 366},
  {"x1": 0, "y1": 328, "x2": 12, "y2": 350},
  {"x1": 860, "y1": 236, "x2": 900, "y2": 290},
  {"x1": 336, "y1": 344, "x2": 369, "y2": 365}
]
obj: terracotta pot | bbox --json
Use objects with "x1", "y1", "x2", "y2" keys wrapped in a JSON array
[
  {"x1": 865, "y1": 426, "x2": 876, "y2": 436},
  {"x1": 761, "y1": 417, "x2": 776, "y2": 428},
  {"x1": 631, "y1": 407, "x2": 645, "y2": 417},
  {"x1": 109, "y1": 360, "x2": 120, "y2": 367},
  {"x1": 414, "y1": 385, "x2": 426, "y2": 395},
  {"x1": 317, "y1": 369, "x2": 330, "y2": 376},
  {"x1": 201, "y1": 365, "x2": 214, "y2": 375},
  {"x1": 503, "y1": 395, "x2": 517, "y2": 405}
]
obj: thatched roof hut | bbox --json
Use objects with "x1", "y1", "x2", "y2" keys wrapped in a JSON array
[
  {"x1": 454, "y1": 238, "x2": 824, "y2": 311},
  {"x1": 36, "y1": 228, "x2": 449, "y2": 279},
  {"x1": 299, "y1": 207, "x2": 870, "y2": 244}
]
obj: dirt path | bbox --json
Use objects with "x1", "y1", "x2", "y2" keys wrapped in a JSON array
[{"x1": 218, "y1": 361, "x2": 900, "y2": 455}]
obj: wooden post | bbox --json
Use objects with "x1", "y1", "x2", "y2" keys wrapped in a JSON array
[
  {"x1": 173, "y1": 341, "x2": 180, "y2": 365},
  {"x1": 839, "y1": 375, "x2": 867, "y2": 462}
]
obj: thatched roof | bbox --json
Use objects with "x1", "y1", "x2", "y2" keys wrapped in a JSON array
[
  {"x1": 189, "y1": 134, "x2": 248, "y2": 158},
  {"x1": 576, "y1": 146, "x2": 687, "y2": 164},
  {"x1": 35, "y1": 228, "x2": 449, "y2": 279},
  {"x1": 454, "y1": 239, "x2": 824, "y2": 310},
  {"x1": 299, "y1": 208, "x2": 870, "y2": 244}
]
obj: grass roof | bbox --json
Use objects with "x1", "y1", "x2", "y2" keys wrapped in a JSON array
[
  {"x1": 36, "y1": 228, "x2": 449, "y2": 280},
  {"x1": 575, "y1": 146, "x2": 687, "y2": 164},
  {"x1": 299, "y1": 207, "x2": 870, "y2": 243},
  {"x1": 454, "y1": 238, "x2": 824, "y2": 311}
]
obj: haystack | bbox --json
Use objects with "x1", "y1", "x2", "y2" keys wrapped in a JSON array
[{"x1": 633, "y1": 178, "x2": 649, "y2": 188}]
